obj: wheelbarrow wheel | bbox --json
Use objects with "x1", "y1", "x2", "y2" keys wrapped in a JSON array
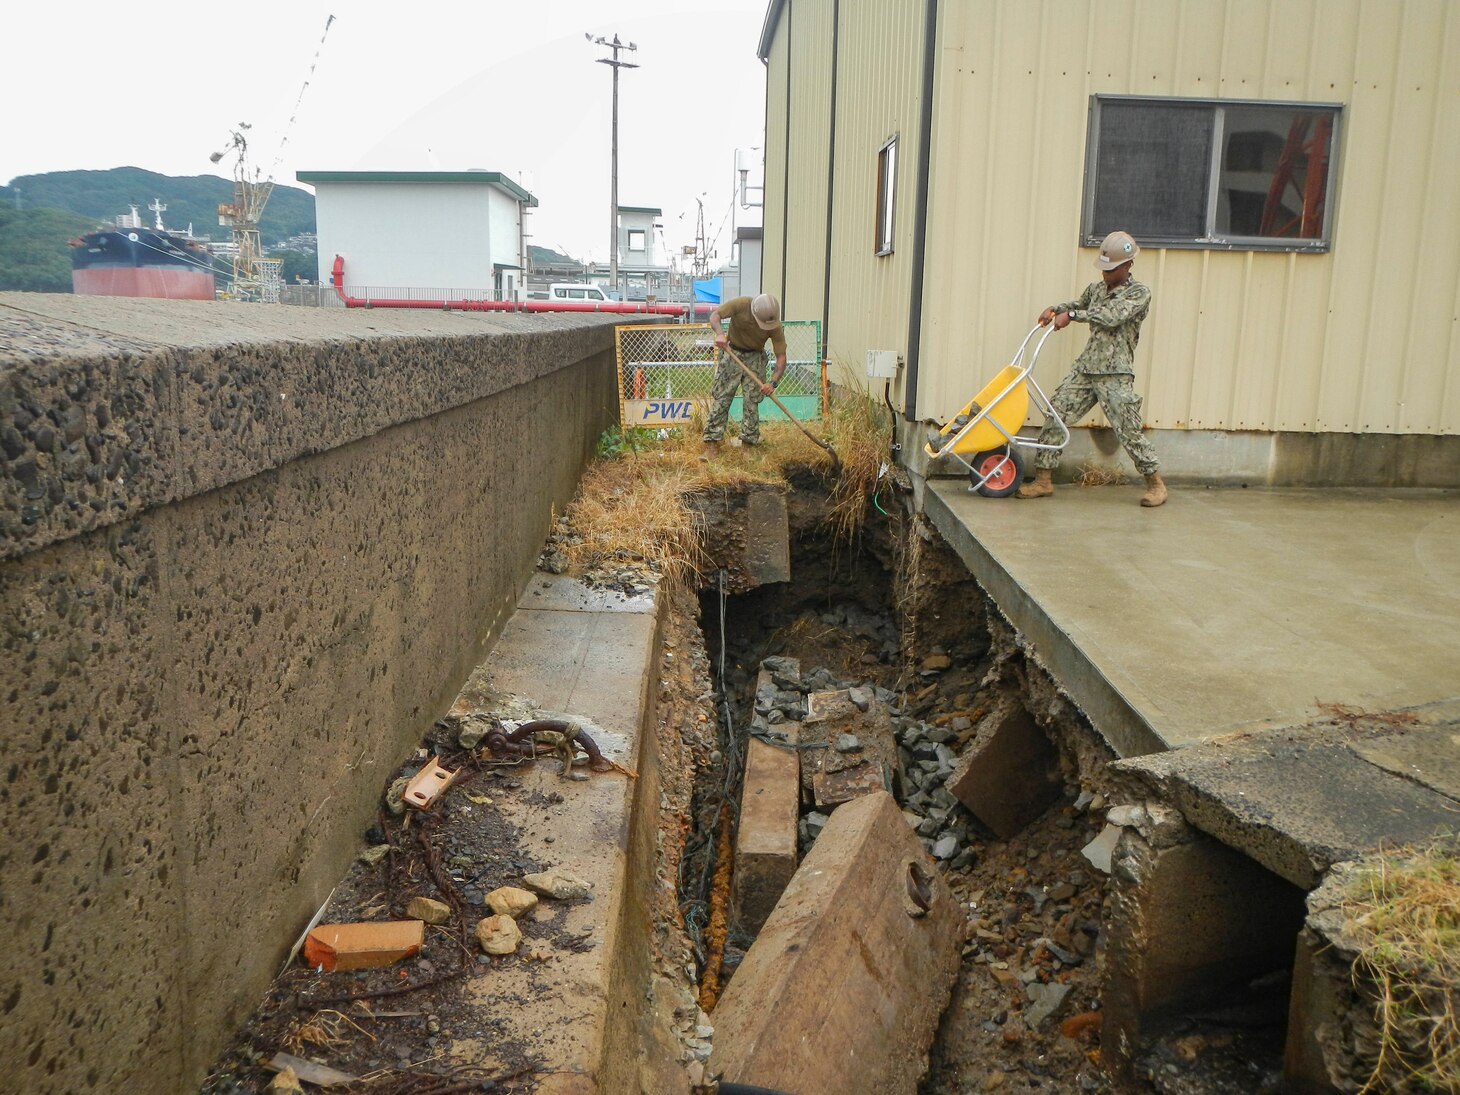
[{"x1": 971, "y1": 446, "x2": 1025, "y2": 498}]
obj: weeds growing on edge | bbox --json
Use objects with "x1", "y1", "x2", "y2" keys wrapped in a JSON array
[
  {"x1": 563, "y1": 393, "x2": 893, "y2": 583},
  {"x1": 1340, "y1": 837, "x2": 1460, "y2": 1093}
]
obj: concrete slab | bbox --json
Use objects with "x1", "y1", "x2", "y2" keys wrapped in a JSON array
[
  {"x1": 1351, "y1": 728, "x2": 1460, "y2": 800},
  {"x1": 731, "y1": 738, "x2": 801, "y2": 934},
  {"x1": 1115, "y1": 707, "x2": 1460, "y2": 889},
  {"x1": 800, "y1": 689, "x2": 900, "y2": 808},
  {"x1": 518, "y1": 573, "x2": 656, "y2": 614},
  {"x1": 743, "y1": 488, "x2": 791, "y2": 585},
  {"x1": 432, "y1": 575, "x2": 679, "y2": 1093},
  {"x1": 946, "y1": 695, "x2": 1061, "y2": 838},
  {"x1": 925, "y1": 482, "x2": 1460, "y2": 757},
  {"x1": 708, "y1": 792, "x2": 961, "y2": 1095}
]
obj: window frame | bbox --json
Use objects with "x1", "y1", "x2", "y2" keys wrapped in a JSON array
[
  {"x1": 627, "y1": 228, "x2": 646, "y2": 253},
  {"x1": 1080, "y1": 94, "x2": 1344, "y2": 253},
  {"x1": 875, "y1": 134, "x2": 898, "y2": 257}
]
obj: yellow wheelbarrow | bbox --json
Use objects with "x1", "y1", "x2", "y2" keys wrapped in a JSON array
[{"x1": 923, "y1": 324, "x2": 1071, "y2": 496}]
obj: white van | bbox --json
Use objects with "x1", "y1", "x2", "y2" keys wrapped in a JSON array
[{"x1": 548, "y1": 283, "x2": 608, "y2": 303}]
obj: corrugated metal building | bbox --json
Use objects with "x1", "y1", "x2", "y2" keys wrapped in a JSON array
[{"x1": 758, "y1": 0, "x2": 1460, "y2": 485}]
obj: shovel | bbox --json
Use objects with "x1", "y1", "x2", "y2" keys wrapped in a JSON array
[{"x1": 719, "y1": 344, "x2": 842, "y2": 472}]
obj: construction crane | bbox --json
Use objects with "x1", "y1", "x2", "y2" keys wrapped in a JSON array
[{"x1": 210, "y1": 14, "x2": 334, "y2": 300}]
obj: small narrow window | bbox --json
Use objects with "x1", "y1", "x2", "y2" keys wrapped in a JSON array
[
  {"x1": 628, "y1": 228, "x2": 646, "y2": 252},
  {"x1": 875, "y1": 136, "x2": 898, "y2": 256}
]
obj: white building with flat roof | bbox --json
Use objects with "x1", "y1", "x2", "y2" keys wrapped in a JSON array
[{"x1": 297, "y1": 170, "x2": 538, "y2": 301}]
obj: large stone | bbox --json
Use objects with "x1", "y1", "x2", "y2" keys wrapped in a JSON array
[
  {"x1": 521, "y1": 871, "x2": 592, "y2": 901},
  {"x1": 945, "y1": 696, "x2": 1061, "y2": 838},
  {"x1": 709, "y1": 792, "x2": 961, "y2": 1095},
  {"x1": 405, "y1": 897, "x2": 452, "y2": 925},
  {"x1": 731, "y1": 738, "x2": 801, "y2": 934},
  {"x1": 476, "y1": 914, "x2": 522, "y2": 956},
  {"x1": 485, "y1": 886, "x2": 539, "y2": 918}
]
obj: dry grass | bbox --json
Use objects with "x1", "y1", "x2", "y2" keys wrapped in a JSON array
[
  {"x1": 1339, "y1": 837, "x2": 1460, "y2": 1093},
  {"x1": 562, "y1": 395, "x2": 892, "y2": 581},
  {"x1": 284, "y1": 1008, "x2": 375, "y2": 1054},
  {"x1": 1075, "y1": 463, "x2": 1129, "y2": 487}
]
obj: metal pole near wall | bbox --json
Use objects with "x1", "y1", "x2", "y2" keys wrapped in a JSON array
[{"x1": 588, "y1": 32, "x2": 638, "y2": 294}]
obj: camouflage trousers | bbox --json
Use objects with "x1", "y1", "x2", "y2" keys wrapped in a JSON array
[
  {"x1": 1034, "y1": 370, "x2": 1160, "y2": 474},
  {"x1": 703, "y1": 349, "x2": 766, "y2": 443}
]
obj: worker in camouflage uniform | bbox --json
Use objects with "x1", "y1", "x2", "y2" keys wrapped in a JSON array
[
  {"x1": 1018, "y1": 230, "x2": 1168, "y2": 507},
  {"x1": 703, "y1": 294, "x2": 788, "y2": 452}
]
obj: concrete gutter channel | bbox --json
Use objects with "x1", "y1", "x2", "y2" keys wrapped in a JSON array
[
  {"x1": 416, "y1": 573, "x2": 677, "y2": 1094},
  {"x1": 923, "y1": 477, "x2": 1460, "y2": 1090}
]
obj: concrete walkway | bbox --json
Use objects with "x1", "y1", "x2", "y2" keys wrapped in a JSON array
[
  {"x1": 925, "y1": 481, "x2": 1460, "y2": 758},
  {"x1": 440, "y1": 573, "x2": 683, "y2": 1094}
]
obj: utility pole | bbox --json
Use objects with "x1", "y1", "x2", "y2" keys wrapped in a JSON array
[{"x1": 588, "y1": 33, "x2": 638, "y2": 293}]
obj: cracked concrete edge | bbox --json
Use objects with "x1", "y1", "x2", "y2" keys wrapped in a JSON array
[
  {"x1": 920, "y1": 488, "x2": 1167, "y2": 760},
  {"x1": 1113, "y1": 698, "x2": 1460, "y2": 889}
]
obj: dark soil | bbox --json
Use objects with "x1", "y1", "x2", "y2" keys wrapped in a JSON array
[{"x1": 200, "y1": 758, "x2": 564, "y2": 1095}]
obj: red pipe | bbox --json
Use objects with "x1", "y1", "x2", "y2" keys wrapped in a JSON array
[{"x1": 329, "y1": 255, "x2": 711, "y2": 316}]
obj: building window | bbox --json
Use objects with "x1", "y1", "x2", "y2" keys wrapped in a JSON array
[
  {"x1": 628, "y1": 228, "x2": 646, "y2": 252},
  {"x1": 1082, "y1": 95, "x2": 1341, "y2": 251},
  {"x1": 875, "y1": 135, "x2": 898, "y2": 256}
]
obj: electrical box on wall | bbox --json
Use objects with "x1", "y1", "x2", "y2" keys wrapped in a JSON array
[{"x1": 866, "y1": 350, "x2": 901, "y2": 378}]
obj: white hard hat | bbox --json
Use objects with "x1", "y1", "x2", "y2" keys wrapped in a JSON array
[
  {"x1": 751, "y1": 294, "x2": 780, "y2": 330},
  {"x1": 1095, "y1": 231, "x2": 1139, "y2": 270}
]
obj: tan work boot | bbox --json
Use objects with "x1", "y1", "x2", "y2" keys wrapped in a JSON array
[
  {"x1": 1140, "y1": 472, "x2": 1168, "y2": 507},
  {"x1": 1016, "y1": 468, "x2": 1054, "y2": 499},
  {"x1": 699, "y1": 440, "x2": 719, "y2": 463}
]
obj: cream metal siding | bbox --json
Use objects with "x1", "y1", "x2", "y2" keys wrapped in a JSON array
[
  {"x1": 919, "y1": 0, "x2": 1460, "y2": 435},
  {"x1": 823, "y1": 0, "x2": 929, "y2": 397},
  {"x1": 762, "y1": 15, "x2": 790, "y2": 304},
  {"x1": 782, "y1": 0, "x2": 836, "y2": 328}
]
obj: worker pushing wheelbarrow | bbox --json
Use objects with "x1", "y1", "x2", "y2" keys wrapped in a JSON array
[
  {"x1": 927, "y1": 230, "x2": 1169, "y2": 507},
  {"x1": 923, "y1": 323, "x2": 1070, "y2": 497}
]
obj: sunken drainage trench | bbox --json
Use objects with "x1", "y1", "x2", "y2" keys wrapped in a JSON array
[
  {"x1": 201, "y1": 475, "x2": 1325, "y2": 1094},
  {"x1": 674, "y1": 482, "x2": 1315, "y2": 1094}
]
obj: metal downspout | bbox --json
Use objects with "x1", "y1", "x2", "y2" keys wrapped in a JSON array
[
  {"x1": 780, "y1": 0, "x2": 792, "y2": 307},
  {"x1": 820, "y1": 0, "x2": 841, "y2": 361},
  {"x1": 903, "y1": 0, "x2": 939, "y2": 421}
]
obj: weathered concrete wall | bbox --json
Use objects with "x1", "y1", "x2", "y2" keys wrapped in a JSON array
[{"x1": 0, "y1": 295, "x2": 625, "y2": 1092}]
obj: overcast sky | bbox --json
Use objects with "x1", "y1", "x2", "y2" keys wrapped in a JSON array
[{"x1": 3, "y1": 1, "x2": 769, "y2": 265}]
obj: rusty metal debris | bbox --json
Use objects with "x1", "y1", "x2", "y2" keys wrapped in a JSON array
[{"x1": 484, "y1": 717, "x2": 637, "y2": 778}]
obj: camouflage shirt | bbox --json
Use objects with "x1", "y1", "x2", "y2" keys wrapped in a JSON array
[{"x1": 1056, "y1": 278, "x2": 1151, "y2": 375}]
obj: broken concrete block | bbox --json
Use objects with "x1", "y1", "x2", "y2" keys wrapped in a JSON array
[
  {"x1": 731, "y1": 737, "x2": 800, "y2": 934},
  {"x1": 709, "y1": 791, "x2": 961, "y2": 1095},
  {"x1": 485, "y1": 885, "x2": 539, "y2": 918},
  {"x1": 476, "y1": 914, "x2": 522, "y2": 956},
  {"x1": 743, "y1": 487, "x2": 792, "y2": 586},
  {"x1": 1081, "y1": 825, "x2": 1121, "y2": 874},
  {"x1": 945, "y1": 697, "x2": 1060, "y2": 838},
  {"x1": 802, "y1": 688, "x2": 901, "y2": 808},
  {"x1": 405, "y1": 896, "x2": 452, "y2": 925},
  {"x1": 521, "y1": 871, "x2": 591, "y2": 900},
  {"x1": 303, "y1": 921, "x2": 424, "y2": 972},
  {"x1": 1101, "y1": 827, "x2": 1306, "y2": 1083}
]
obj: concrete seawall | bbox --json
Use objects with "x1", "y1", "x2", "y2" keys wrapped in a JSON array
[{"x1": 0, "y1": 295, "x2": 626, "y2": 1092}]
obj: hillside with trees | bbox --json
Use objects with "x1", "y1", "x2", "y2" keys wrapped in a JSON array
[
  {"x1": 0, "y1": 205, "x2": 103, "y2": 293},
  {"x1": 6, "y1": 167, "x2": 316, "y2": 240}
]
